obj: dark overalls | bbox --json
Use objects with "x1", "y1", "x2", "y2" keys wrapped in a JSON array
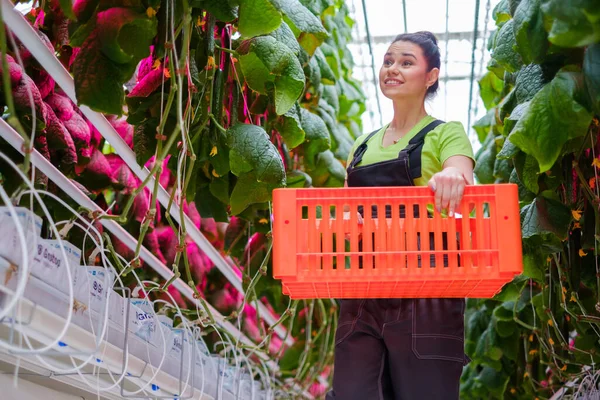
[{"x1": 326, "y1": 120, "x2": 469, "y2": 400}]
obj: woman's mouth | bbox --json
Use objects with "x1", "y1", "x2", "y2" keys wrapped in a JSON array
[{"x1": 384, "y1": 78, "x2": 403, "y2": 85}]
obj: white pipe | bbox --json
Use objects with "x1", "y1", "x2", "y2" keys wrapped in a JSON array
[{"x1": 0, "y1": 0, "x2": 290, "y2": 345}]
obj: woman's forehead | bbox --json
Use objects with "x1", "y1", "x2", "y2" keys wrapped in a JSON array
[{"x1": 385, "y1": 41, "x2": 423, "y2": 57}]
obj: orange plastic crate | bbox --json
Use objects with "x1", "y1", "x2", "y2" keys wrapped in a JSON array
[{"x1": 272, "y1": 184, "x2": 522, "y2": 299}]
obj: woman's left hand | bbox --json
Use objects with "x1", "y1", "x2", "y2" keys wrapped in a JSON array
[{"x1": 428, "y1": 166, "x2": 467, "y2": 217}]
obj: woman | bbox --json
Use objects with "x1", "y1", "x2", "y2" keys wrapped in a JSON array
[{"x1": 326, "y1": 32, "x2": 475, "y2": 400}]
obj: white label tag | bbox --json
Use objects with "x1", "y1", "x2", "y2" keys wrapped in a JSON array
[
  {"x1": 32, "y1": 239, "x2": 81, "y2": 293},
  {"x1": 0, "y1": 207, "x2": 43, "y2": 267}
]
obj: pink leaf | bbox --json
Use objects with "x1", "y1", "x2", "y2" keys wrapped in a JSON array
[
  {"x1": 45, "y1": 92, "x2": 74, "y2": 121},
  {"x1": 137, "y1": 47, "x2": 155, "y2": 81},
  {"x1": 107, "y1": 115, "x2": 134, "y2": 148},
  {"x1": 184, "y1": 200, "x2": 202, "y2": 230},
  {"x1": 156, "y1": 225, "x2": 178, "y2": 266},
  {"x1": 44, "y1": 103, "x2": 77, "y2": 171},
  {"x1": 47, "y1": 93, "x2": 92, "y2": 162},
  {"x1": 144, "y1": 228, "x2": 167, "y2": 265},
  {"x1": 128, "y1": 67, "x2": 167, "y2": 98},
  {"x1": 75, "y1": 147, "x2": 117, "y2": 191},
  {"x1": 0, "y1": 54, "x2": 23, "y2": 85},
  {"x1": 14, "y1": 75, "x2": 46, "y2": 123},
  {"x1": 106, "y1": 154, "x2": 138, "y2": 192}
]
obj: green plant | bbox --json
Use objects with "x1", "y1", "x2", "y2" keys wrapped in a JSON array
[{"x1": 462, "y1": 0, "x2": 600, "y2": 398}]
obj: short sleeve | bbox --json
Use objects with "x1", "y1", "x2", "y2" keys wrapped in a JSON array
[{"x1": 437, "y1": 121, "x2": 476, "y2": 166}]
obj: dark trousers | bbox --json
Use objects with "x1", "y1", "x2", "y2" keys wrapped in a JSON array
[{"x1": 326, "y1": 298, "x2": 468, "y2": 400}]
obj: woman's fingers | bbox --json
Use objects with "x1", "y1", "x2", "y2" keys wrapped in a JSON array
[
  {"x1": 448, "y1": 178, "x2": 465, "y2": 217},
  {"x1": 430, "y1": 170, "x2": 467, "y2": 216}
]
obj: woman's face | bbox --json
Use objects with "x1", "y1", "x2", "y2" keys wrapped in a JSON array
[{"x1": 379, "y1": 40, "x2": 439, "y2": 101}]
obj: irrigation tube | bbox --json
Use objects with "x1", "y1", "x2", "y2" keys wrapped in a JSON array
[{"x1": 1, "y1": 0, "x2": 290, "y2": 345}]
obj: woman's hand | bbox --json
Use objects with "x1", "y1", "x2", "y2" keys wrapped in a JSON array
[{"x1": 428, "y1": 156, "x2": 474, "y2": 217}]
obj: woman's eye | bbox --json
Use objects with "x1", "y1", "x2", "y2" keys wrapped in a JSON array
[
  {"x1": 402, "y1": 61, "x2": 412, "y2": 66},
  {"x1": 384, "y1": 60, "x2": 393, "y2": 66}
]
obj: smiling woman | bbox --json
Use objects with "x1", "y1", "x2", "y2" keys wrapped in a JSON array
[{"x1": 328, "y1": 31, "x2": 475, "y2": 400}]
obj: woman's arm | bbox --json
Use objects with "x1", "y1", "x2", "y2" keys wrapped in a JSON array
[{"x1": 428, "y1": 155, "x2": 474, "y2": 217}]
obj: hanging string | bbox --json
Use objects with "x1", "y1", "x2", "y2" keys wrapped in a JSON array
[
  {"x1": 472, "y1": 0, "x2": 491, "y2": 119},
  {"x1": 402, "y1": 0, "x2": 408, "y2": 33},
  {"x1": 443, "y1": 0, "x2": 450, "y2": 120},
  {"x1": 466, "y1": 0, "x2": 481, "y2": 132},
  {"x1": 360, "y1": 0, "x2": 384, "y2": 127}
]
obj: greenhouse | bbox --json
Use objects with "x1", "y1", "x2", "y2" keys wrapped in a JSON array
[{"x1": 0, "y1": 0, "x2": 598, "y2": 399}]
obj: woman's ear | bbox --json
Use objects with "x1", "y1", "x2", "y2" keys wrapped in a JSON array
[{"x1": 427, "y1": 68, "x2": 440, "y2": 88}]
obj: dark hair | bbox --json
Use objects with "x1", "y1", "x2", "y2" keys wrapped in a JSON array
[{"x1": 392, "y1": 31, "x2": 441, "y2": 97}]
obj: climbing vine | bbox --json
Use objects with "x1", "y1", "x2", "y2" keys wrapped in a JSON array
[
  {"x1": 0, "y1": 0, "x2": 366, "y2": 395},
  {"x1": 462, "y1": 0, "x2": 600, "y2": 398}
]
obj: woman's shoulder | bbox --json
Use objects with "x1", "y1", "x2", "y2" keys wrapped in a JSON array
[
  {"x1": 434, "y1": 120, "x2": 467, "y2": 134},
  {"x1": 429, "y1": 120, "x2": 469, "y2": 142}
]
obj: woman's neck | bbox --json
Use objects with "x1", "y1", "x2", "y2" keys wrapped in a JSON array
[{"x1": 389, "y1": 99, "x2": 428, "y2": 132}]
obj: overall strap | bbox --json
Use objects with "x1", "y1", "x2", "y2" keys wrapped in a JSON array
[
  {"x1": 401, "y1": 119, "x2": 445, "y2": 179},
  {"x1": 347, "y1": 128, "x2": 380, "y2": 170}
]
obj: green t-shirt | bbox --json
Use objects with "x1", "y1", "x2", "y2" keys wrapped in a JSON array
[{"x1": 346, "y1": 115, "x2": 475, "y2": 187}]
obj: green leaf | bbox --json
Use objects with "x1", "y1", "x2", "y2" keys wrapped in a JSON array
[
  {"x1": 209, "y1": 174, "x2": 230, "y2": 204},
  {"x1": 493, "y1": 157, "x2": 512, "y2": 182},
  {"x1": 475, "y1": 326, "x2": 504, "y2": 361},
  {"x1": 541, "y1": 0, "x2": 600, "y2": 48},
  {"x1": 523, "y1": 251, "x2": 545, "y2": 281},
  {"x1": 494, "y1": 302, "x2": 515, "y2": 321},
  {"x1": 478, "y1": 72, "x2": 504, "y2": 110},
  {"x1": 493, "y1": 276, "x2": 527, "y2": 302},
  {"x1": 474, "y1": 134, "x2": 497, "y2": 184},
  {"x1": 503, "y1": 101, "x2": 530, "y2": 135},
  {"x1": 316, "y1": 149, "x2": 345, "y2": 182},
  {"x1": 271, "y1": 0, "x2": 328, "y2": 55},
  {"x1": 70, "y1": 17, "x2": 97, "y2": 48},
  {"x1": 226, "y1": 124, "x2": 286, "y2": 184},
  {"x1": 238, "y1": 36, "x2": 305, "y2": 115},
  {"x1": 229, "y1": 149, "x2": 253, "y2": 176},
  {"x1": 476, "y1": 367, "x2": 510, "y2": 393},
  {"x1": 493, "y1": 0, "x2": 512, "y2": 25},
  {"x1": 286, "y1": 170, "x2": 312, "y2": 188},
  {"x1": 238, "y1": 0, "x2": 282, "y2": 38},
  {"x1": 202, "y1": 0, "x2": 238, "y2": 22},
  {"x1": 96, "y1": 8, "x2": 157, "y2": 64},
  {"x1": 473, "y1": 109, "x2": 495, "y2": 143},
  {"x1": 314, "y1": 48, "x2": 336, "y2": 84},
  {"x1": 509, "y1": 168, "x2": 535, "y2": 203},
  {"x1": 515, "y1": 64, "x2": 546, "y2": 103},
  {"x1": 196, "y1": 186, "x2": 229, "y2": 222},
  {"x1": 268, "y1": 21, "x2": 302, "y2": 55},
  {"x1": 584, "y1": 44, "x2": 600, "y2": 114},
  {"x1": 508, "y1": 71, "x2": 593, "y2": 172},
  {"x1": 513, "y1": 0, "x2": 548, "y2": 64},
  {"x1": 72, "y1": 40, "x2": 136, "y2": 115},
  {"x1": 497, "y1": 138, "x2": 519, "y2": 160},
  {"x1": 321, "y1": 84, "x2": 340, "y2": 114},
  {"x1": 492, "y1": 20, "x2": 524, "y2": 73},
  {"x1": 300, "y1": 108, "x2": 331, "y2": 169},
  {"x1": 230, "y1": 172, "x2": 278, "y2": 214},
  {"x1": 498, "y1": 87, "x2": 518, "y2": 121},
  {"x1": 521, "y1": 197, "x2": 572, "y2": 241},
  {"x1": 59, "y1": 0, "x2": 76, "y2": 20},
  {"x1": 275, "y1": 105, "x2": 305, "y2": 149},
  {"x1": 71, "y1": 9, "x2": 156, "y2": 115}
]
